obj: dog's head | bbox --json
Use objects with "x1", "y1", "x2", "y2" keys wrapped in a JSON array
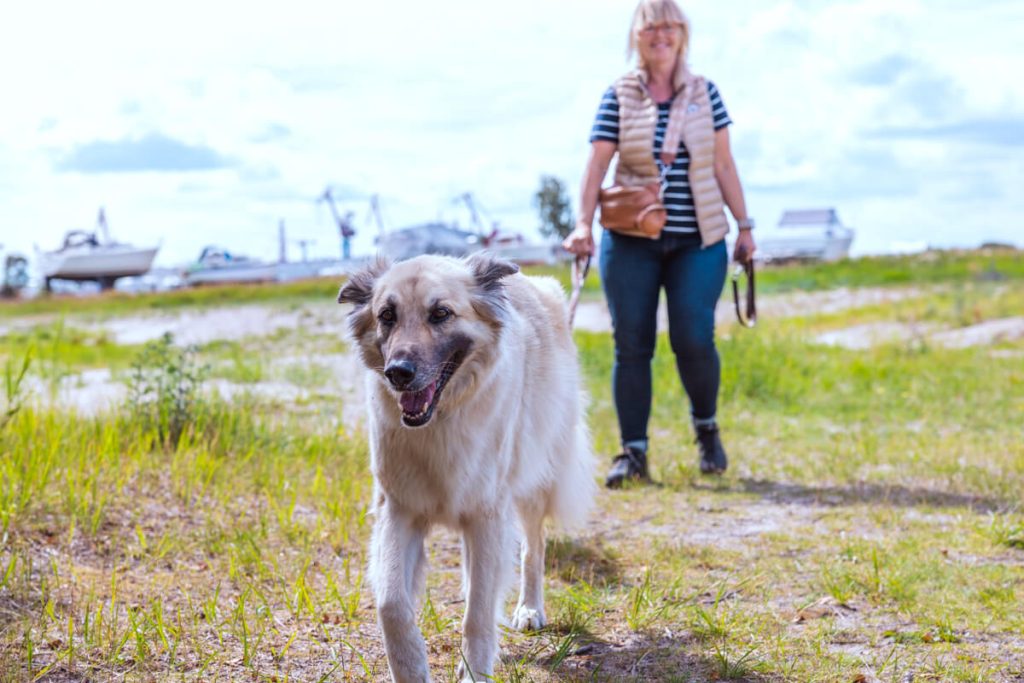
[{"x1": 337, "y1": 253, "x2": 519, "y2": 428}]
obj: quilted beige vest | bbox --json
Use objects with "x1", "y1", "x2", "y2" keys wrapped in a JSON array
[{"x1": 611, "y1": 67, "x2": 729, "y2": 247}]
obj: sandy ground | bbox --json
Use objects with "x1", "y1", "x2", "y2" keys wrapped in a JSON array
[{"x1": 92, "y1": 304, "x2": 341, "y2": 345}]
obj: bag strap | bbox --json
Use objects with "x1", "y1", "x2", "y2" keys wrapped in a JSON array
[
  {"x1": 659, "y1": 77, "x2": 698, "y2": 169},
  {"x1": 731, "y1": 259, "x2": 756, "y2": 328}
]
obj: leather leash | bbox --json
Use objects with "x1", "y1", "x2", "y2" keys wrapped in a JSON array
[
  {"x1": 567, "y1": 254, "x2": 591, "y2": 326},
  {"x1": 731, "y1": 258, "x2": 756, "y2": 328}
]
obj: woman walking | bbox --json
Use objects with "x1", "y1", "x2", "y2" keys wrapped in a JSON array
[{"x1": 563, "y1": 0, "x2": 756, "y2": 487}]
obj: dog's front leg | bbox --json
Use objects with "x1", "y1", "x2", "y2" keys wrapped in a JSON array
[
  {"x1": 371, "y1": 504, "x2": 430, "y2": 683},
  {"x1": 458, "y1": 512, "x2": 511, "y2": 682}
]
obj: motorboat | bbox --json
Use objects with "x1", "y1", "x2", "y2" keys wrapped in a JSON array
[
  {"x1": 376, "y1": 222, "x2": 483, "y2": 262},
  {"x1": 183, "y1": 246, "x2": 279, "y2": 286},
  {"x1": 361, "y1": 192, "x2": 568, "y2": 265},
  {"x1": 481, "y1": 231, "x2": 566, "y2": 266},
  {"x1": 37, "y1": 209, "x2": 159, "y2": 289},
  {"x1": 754, "y1": 208, "x2": 854, "y2": 262}
]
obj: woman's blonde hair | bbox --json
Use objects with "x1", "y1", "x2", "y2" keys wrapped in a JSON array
[{"x1": 627, "y1": 0, "x2": 690, "y2": 70}]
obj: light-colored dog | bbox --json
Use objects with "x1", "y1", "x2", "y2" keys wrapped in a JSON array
[{"x1": 337, "y1": 253, "x2": 594, "y2": 682}]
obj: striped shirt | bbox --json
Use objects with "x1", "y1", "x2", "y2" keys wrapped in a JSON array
[{"x1": 590, "y1": 81, "x2": 732, "y2": 234}]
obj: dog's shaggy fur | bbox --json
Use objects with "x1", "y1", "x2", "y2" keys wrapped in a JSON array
[{"x1": 338, "y1": 253, "x2": 594, "y2": 682}]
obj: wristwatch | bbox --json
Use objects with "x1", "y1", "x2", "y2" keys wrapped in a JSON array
[{"x1": 737, "y1": 217, "x2": 755, "y2": 230}]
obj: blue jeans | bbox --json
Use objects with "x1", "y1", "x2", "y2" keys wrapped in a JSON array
[{"x1": 599, "y1": 230, "x2": 728, "y2": 446}]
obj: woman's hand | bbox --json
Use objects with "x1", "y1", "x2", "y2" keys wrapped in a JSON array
[
  {"x1": 733, "y1": 229, "x2": 756, "y2": 264},
  {"x1": 563, "y1": 221, "x2": 596, "y2": 256}
]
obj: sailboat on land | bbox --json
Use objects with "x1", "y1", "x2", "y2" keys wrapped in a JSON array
[{"x1": 37, "y1": 208, "x2": 159, "y2": 290}]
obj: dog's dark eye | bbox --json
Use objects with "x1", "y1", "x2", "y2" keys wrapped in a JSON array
[
  {"x1": 429, "y1": 307, "x2": 452, "y2": 324},
  {"x1": 378, "y1": 308, "x2": 396, "y2": 324}
]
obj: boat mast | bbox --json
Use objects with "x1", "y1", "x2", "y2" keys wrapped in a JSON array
[
  {"x1": 367, "y1": 194, "x2": 386, "y2": 240},
  {"x1": 97, "y1": 207, "x2": 111, "y2": 243},
  {"x1": 278, "y1": 219, "x2": 287, "y2": 263},
  {"x1": 459, "y1": 192, "x2": 498, "y2": 246}
]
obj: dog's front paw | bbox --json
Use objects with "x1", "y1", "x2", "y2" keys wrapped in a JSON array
[
  {"x1": 457, "y1": 661, "x2": 488, "y2": 683},
  {"x1": 510, "y1": 604, "x2": 546, "y2": 632}
]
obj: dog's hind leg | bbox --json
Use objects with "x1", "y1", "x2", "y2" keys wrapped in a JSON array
[
  {"x1": 371, "y1": 503, "x2": 431, "y2": 683},
  {"x1": 510, "y1": 501, "x2": 547, "y2": 631},
  {"x1": 458, "y1": 511, "x2": 512, "y2": 682}
]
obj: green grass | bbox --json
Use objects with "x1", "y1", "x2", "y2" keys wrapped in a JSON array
[
  {"x1": 0, "y1": 277, "x2": 343, "y2": 319},
  {"x1": 0, "y1": 322, "x2": 142, "y2": 374},
  {"x1": 0, "y1": 400, "x2": 373, "y2": 681},
  {"x1": 1, "y1": 248, "x2": 1022, "y2": 681},
  {"x1": 753, "y1": 247, "x2": 1024, "y2": 294}
]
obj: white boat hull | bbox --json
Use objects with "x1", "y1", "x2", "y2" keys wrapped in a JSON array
[
  {"x1": 184, "y1": 264, "x2": 280, "y2": 286},
  {"x1": 484, "y1": 243, "x2": 563, "y2": 265},
  {"x1": 40, "y1": 246, "x2": 159, "y2": 280}
]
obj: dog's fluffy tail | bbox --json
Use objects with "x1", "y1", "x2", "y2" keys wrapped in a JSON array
[{"x1": 550, "y1": 416, "x2": 597, "y2": 532}]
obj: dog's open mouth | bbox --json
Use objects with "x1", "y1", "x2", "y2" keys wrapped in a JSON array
[{"x1": 398, "y1": 352, "x2": 463, "y2": 427}]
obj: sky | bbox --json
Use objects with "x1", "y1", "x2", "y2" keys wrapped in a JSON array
[{"x1": 1, "y1": 0, "x2": 1022, "y2": 269}]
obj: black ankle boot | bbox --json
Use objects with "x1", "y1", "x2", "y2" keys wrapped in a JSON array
[
  {"x1": 605, "y1": 446, "x2": 650, "y2": 488},
  {"x1": 695, "y1": 424, "x2": 728, "y2": 475}
]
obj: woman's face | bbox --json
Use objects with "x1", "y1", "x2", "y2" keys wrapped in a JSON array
[{"x1": 637, "y1": 21, "x2": 682, "y2": 69}]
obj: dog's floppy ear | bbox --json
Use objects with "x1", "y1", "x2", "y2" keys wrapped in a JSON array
[
  {"x1": 467, "y1": 252, "x2": 519, "y2": 293},
  {"x1": 337, "y1": 257, "x2": 390, "y2": 308},
  {"x1": 467, "y1": 252, "x2": 519, "y2": 324}
]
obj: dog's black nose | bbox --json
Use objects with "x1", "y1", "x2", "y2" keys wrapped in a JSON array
[{"x1": 384, "y1": 359, "x2": 417, "y2": 389}]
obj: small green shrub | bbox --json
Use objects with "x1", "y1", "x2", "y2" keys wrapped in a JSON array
[{"x1": 126, "y1": 333, "x2": 208, "y2": 448}]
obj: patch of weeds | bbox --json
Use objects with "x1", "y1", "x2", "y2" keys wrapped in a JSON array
[
  {"x1": 826, "y1": 542, "x2": 914, "y2": 606},
  {"x1": 544, "y1": 628, "x2": 580, "y2": 672},
  {"x1": 126, "y1": 332, "x2": 208, "y2": 448},
  {"x1": 976, "y1": 582, "x2": 1016, "y2": 618},
  {"x1": 625, "y1": 568, "x2": 672, "y2": 631},
  {"x1": 883, "y1": 623, "x2": 960, "y2": 644},
  {"x1": 549, "y1": 580, "x2": 601, "y2": 635},
  {"x1": 820, "y1": 565, "x2": 857, "y2": 606},
  {"x1": 36, "y1": 318, "x2": 69, "y2": 392},
  {"x1": 493, "y1": 654, "x2": 535, "y2": 683},
  {"x1": 420, "y1": 589, "x2": 454, "y2": 637},
  {"x1": 710, "y1": 643, "x2": 761, "y2": 680},
  {"x1": 3, "y1": 320, "x2": 139, "y2": 381},
  {"x1": 1, "y1": 347, "x2": 31, "y2": 431},
  {"x1": 223, "y1": 349, "x2": 263, "y2": 384},
  {"x1": 690, "y1": 601, "x2": 730, "y2": 642},
  {"x1": 924, "y1": 656, "x2": 1000, "y2": 683},
  {"x1": 546, "y1": 536, "x2": 620, "y2": 585},
  {"x1": 202, "y1": 340, "x2": 263, "y2": 383},
  {"x1": 282, "y1": 361, "x2": 332, "y2": 389},
  {"x1": 984, "y1": 512, "x2": 1024, "y2": 550}
]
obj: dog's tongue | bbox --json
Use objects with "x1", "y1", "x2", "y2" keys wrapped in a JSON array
[{"x1": 400, "y1": 380, "x2": 437, "y2": 414}]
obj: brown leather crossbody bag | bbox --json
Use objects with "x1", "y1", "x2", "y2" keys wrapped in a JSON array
[{"x1": 597, "y1": 181, "x2": 667, "y2": 239}]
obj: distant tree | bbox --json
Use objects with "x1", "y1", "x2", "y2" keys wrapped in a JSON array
[{"x1": 533, "y1": 175, "x2": 575, "y2": 240}]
